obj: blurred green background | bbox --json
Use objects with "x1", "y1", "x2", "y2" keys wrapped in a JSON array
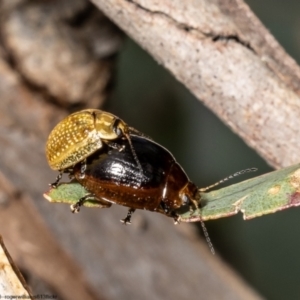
[{"x1": 105, "y1": 1, "x2": 300, "y2": 299}]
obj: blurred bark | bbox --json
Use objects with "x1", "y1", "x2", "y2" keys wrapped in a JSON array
[
  {"x1": 0, "y1": 0, "x2": 121, "y2": 298},
  {"x1": 0, "y1": 236, "x2": 33, "y2": 298},
  {"x1": 91, "y1": 0, "x2": 300, "y2": 169},
  {"x1": 0, "y1": 0, "x2": 122, "y2": 108},
  {"x1": 0, "y1": 173, "x2": 100, "y2": 300},
  {"x1": 1, "y1": 0, "x2": 292, "y2": 299}
]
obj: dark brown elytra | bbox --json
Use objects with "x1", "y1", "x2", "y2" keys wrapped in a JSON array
[{"x1": 71, "y1": 135, "x2": 200, "y2": 224}]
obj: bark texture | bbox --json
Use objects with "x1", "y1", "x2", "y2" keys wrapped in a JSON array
[
  {"x1": 2, "y1": 0, "x2": 297, "y2": 299},
  {"x1": 91, "y1": 0, "x2": 300, "y2": 169}
]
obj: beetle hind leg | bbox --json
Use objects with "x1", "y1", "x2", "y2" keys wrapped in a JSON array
[
  {"x1": 71, "y1": 194, "x2": 112, "y2": 213},
  {"x1": 70, "y1": 194, "x2": 92, "y2": 213},
  {"x1": 120, "y1": 208, "x2": 136, "y2": 225}
]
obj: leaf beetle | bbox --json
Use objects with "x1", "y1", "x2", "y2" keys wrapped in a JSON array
[
  {"x1": 70, "y1": 134, "x2": 200, "y2": 224},
  {"x1": 46, "y1": 110, "x2": 257, "y2": 227},
  {"x1": 69, "y1": 134, "x2": 256, "y2": 226},
  {"x1": 46, "y1": 109, "x2": 143, "y2": 187}
]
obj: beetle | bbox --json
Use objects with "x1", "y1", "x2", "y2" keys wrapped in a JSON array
[
  {"x1": 46, "y1": 110, "x2": 256, "y2": 226},
  {"x1": 45, "y1": 109, "x2": 144, "y2": 187},
  {"x1": 70, "y1": 135, "x2": 200, "y2": 224}
]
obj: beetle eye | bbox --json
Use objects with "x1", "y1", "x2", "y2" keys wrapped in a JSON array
[
  {"x1": 113, "y1": 120, "x2": 123, "y2": 136},
  {"x1": 115, "y1": 127, "x2": 122, "y2": 136},
  {"x1": 182, "y1": 194, "x2": 189, "y2": 205}
]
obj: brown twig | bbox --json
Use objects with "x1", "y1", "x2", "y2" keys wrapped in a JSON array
[{"x1": 91, "y1": 0, "x2": 300, "y2": 168}]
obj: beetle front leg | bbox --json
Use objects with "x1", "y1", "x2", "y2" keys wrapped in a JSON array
[
  {"x1": 106, "y1": 141, "x2": 126, "y2": 152},
  {"x1": 50, "y1": 171, "x2": 63, "y2": 188},
  {"x1": 159, "y1": 201, "x2": 181, "y2": 224},
  {"x1": 170, "y1": 210, "x2": 181, "y2": 225},
  {"x1": 181, "y1": 193, "x2": 200, "y2": 218},
  {"x1": 120, "y1": 208, "x2": 136, "y2": 224},
  {"x1": 189, "y1": 199, "x2": 199, "y2": 213}
]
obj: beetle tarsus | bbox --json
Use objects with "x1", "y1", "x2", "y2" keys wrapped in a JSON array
[
  {"x1": 172, "y1": 213, "x2": 181, "y2": 225},
  {"x1": 70, "y1": 203, "x2": 81, "y2": 213},
  {"x1": 50, "y1": 171, "x2": 63, "y2": 188},
  {"x1": 173, "y1": 216, "x2": 181, "y2": 225},
  {"x1": 120, "y1": 208, "x2": 136, "y2": 225},
  {"x1": 160, "y1": 202, "x2": 181, "y2": 225}
]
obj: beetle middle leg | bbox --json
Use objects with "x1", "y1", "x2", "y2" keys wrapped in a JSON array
[{"x1": 120, "y1": 208, "x2": 136, "y2": 225}]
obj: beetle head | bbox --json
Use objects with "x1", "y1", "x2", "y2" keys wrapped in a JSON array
[{"x1": 93, "y1": 110, "x2": 126, "y2": 140}]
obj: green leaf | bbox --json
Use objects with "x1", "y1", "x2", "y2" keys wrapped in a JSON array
[
  {"x1": 180, "y1": 163, "x2": 300, "y2": 222},
  {"x1": 43, "y1": 181, "x2": 104, "y2": 208},
  {"x1": 43, "y1": 164, "x2": 300, "y2": 222}
]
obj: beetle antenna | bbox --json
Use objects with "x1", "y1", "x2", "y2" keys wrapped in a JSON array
[
  {"x1": 128, "y1": 126, "x2": 150, "y2": 139},
  {"x1": 199, "y1": 167, "x2": 257, "y2": 192},
  {"x1": 200, "y1": 218, "x2": 215, "y2": 255},
  {"x1": 193, "y1": 196, "x2": 215, "y2": 255},
  {"x1": 123, "y1": 132, "x2": 143, "y2": 175}
]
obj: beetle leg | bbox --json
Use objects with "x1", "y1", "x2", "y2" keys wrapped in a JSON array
[
  {"x1": 70, "y1": 194, "x2": 91, "y2": 213},
  {"x1": 120, "y1": 208, "x2": 136, "y2": 225},
  {"x1": 171, "y1": 211, "x2": 181, "y2": 225},
  {"x1": 79, "y1": 159, "x2": 87, "y2": 179},
  {"x1": 50, "y1": 171, "x2": 63, "y2": 188},
  {"x1": 70, "y1": 194, "x2": 112, "y2": 213},
  {"x1": 107, "y1": 141, "x2": 126, "y2": 152},
  {"x1": 159, "y1": 202, "x2": 181, "y2": 224},
  {"x1": 189, "y1": 200, "x2": 199, "y2": 213},
  {"x1": 188, "y1": 193, "x2": 200, "y2": 212}
]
